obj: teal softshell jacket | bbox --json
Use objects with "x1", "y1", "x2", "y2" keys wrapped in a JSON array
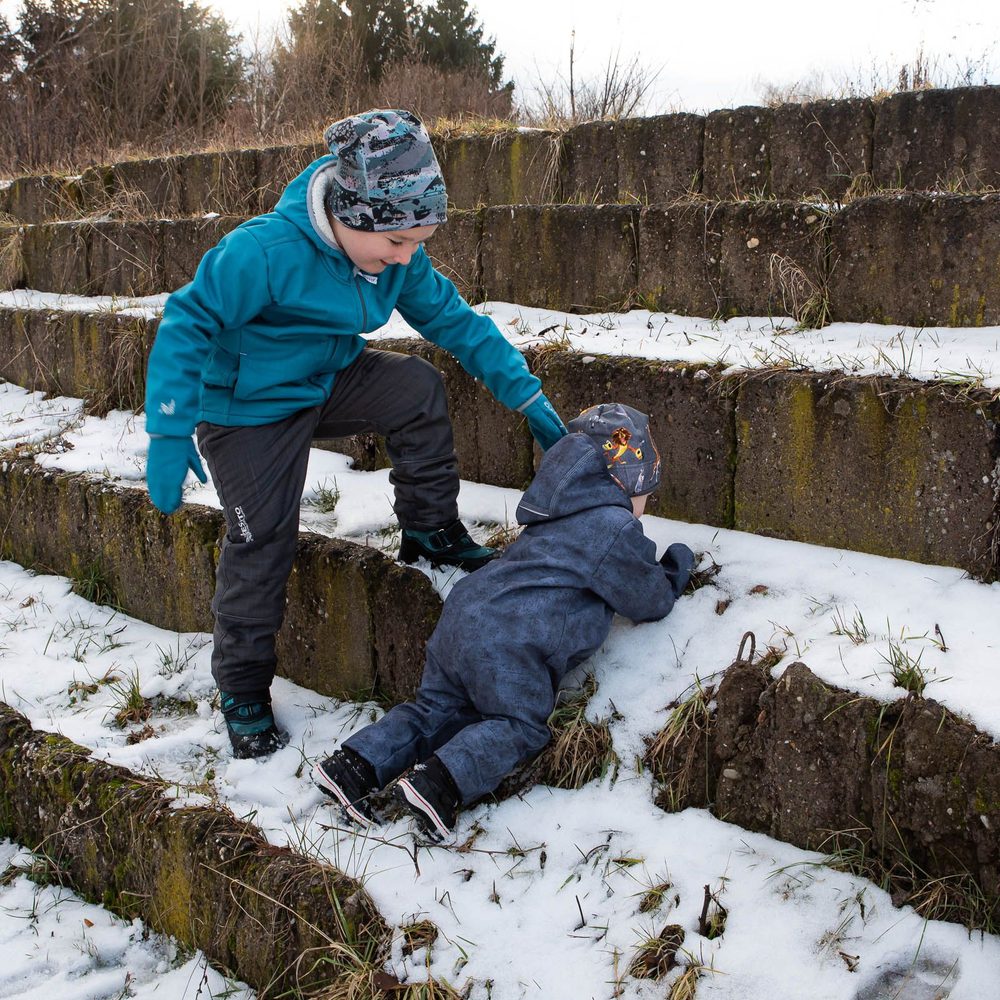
[{"x1": 144, "y1": 155, "x2": 543, "y2": 437}]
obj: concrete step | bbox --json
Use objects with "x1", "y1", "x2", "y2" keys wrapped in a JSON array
[
  {"x1": 4, "y1": 195, "x2": 1000, "y2": 326},
  {"x1": 1, "y1": 304, "x2": 996, "y2": 578},
  {"x1": 0, "y1": 701, "x2": 389, "y2": 997},
  {"x1": 4, "y1": 86, "x2": 1000, "y2": 222},
  {"x1": 0, "y1": 455, "x2": 439, "y2": 703}
]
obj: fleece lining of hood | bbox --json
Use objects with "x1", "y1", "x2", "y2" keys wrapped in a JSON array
[{"x1": 305, "y1": 161, "x2": 346, "y2": 254}]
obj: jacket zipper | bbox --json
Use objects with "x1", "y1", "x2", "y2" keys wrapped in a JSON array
[{"x1": 353, "y1": 271, "x2": 368, "y2": 333}]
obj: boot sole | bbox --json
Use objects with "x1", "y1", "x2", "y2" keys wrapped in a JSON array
[
  {"x1": 313, "y1": 762, "x2": 374, "y2": 828},
  {"x1": 394, "y1": 778, "x2": 451, "y2": 841}
]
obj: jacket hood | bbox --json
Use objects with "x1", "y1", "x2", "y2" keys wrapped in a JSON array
[
  {"x1": 274, "y1": 155, "x2": 351, "y2": 258},
  {"x1": 516, "y1": 433, "x2": 631, "y2": 526}
]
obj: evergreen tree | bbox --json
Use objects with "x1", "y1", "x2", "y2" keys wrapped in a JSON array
[{"x1": 414, "y1": 0, "x2": 503, "y2": 87}]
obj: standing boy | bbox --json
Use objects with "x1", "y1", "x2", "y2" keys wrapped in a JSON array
[
  {"x1": 314, "y1": 403, "x2": 695, "y2": 840},
  {"x1": 144, "y1": 110, "x2": 567, "y2": 758}
]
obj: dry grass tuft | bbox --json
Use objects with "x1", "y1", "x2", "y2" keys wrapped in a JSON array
[
  {"x1": 644, "y1": 677, "x2": 715, "y2": 811},
  {"x1": 628, "y1": 923, "x2": 685, "y2": 980},
  {"x1": 768, "y1": 252, "x2": 832, "y2": 330}
]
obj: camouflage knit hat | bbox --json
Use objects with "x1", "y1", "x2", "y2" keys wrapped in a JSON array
[
  {"x1": 568, "y1": 402, "x2": 662, "y2": 497},
  {"x1": 323, "y1": 109, "x2": 448, "y2": 232}
]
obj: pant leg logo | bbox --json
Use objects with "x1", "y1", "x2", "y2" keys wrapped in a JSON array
[{"x1": 234, "y1": 505, "x2": 254, "y2": 543}]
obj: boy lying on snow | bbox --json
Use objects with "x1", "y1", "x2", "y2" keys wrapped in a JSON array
[{"x1": 314, "y1": 403, "x2": 695, "y2": 840}]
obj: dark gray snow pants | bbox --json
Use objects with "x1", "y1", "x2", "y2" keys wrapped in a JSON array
[{"x1": 196, "y1": 348, "x2": 457, "y2": 694}]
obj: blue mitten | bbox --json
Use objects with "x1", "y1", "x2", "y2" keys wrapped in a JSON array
[
  {"x1": 146, "y1": 436, "x2": 207, "y2": 514},
  {"x1": 523, "y1": 394, "x2": 568, "y2": 451},
  {"x1": 660, "y1": 543, "x2": 696, "y2": 598}
]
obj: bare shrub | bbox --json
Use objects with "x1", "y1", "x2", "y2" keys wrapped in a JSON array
[
  {"x1": 519, "y1": 45, "x2": 662, "y2": 127},
  {"x1": 372, "y1": 58, "x2": 513, "y2": 124},
  {"x1": 758, "y1": 45, "x2": 998, "y2": 106}
]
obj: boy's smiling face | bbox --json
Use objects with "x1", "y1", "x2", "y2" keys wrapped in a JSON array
[{"x1": 330, "y1": 217, "x2": 438, "y2": 274}]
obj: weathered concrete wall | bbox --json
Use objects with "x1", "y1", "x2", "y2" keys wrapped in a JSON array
[
  {"x1": 0, "y1": 460, "x2": 438, "y2": 701},
  {"x1": 7, "y1": 194, "x2": 1000, "y2": 326},
  {"x1": 536, "y1": 352, "x2": 736, "y2": 527},
  {"x1": 769, "y1": 98, "x2": 875, "y2": 200},
  {"x1": 873, "y1": 86, "x2": 1000, "y2": 192},
  {"x1": 703, "y1": 106, "x2": 774, "y2": 200},
  {"x1": 3, "y1": 216, "x2": 242, "y2": 296},
  {"x1": 4, "y1": 86, "x2": 1000, "y2": 224},
  {"x1": 2, "y1": 306, "x2": 997, "y2": 577},
  {"x1": 647, "y1": 659, "x2": 1000, "y2": 922},
  {"x1": 0, "y1": 703, "x2": 390, "y2": 997},
  {"x1": 0, "y1": 307, "x2": 153, "y2": 414},
  {"x1": 439, "y1": 130, "x2": 559, "y2": 207},
  {"x1": 481, "y1": 205, "x2": 639, "y2": 311},
  {"x1": 733, "y1": 372, "x2": 1000, "y2": 577},
  {"x1": 828, "y1": 193, "x2": 1000, "y2": 326}
]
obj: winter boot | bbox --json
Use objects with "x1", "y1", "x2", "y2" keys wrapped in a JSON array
[
  {"x1": 221, "y1": 691, "x2": 288, "y2": 759},
  {"x1": 398, "y1": 519, "x2": 497, "y2": 572},
  {"x1": 393, "y1": 755, "x2": 461, "y2": 841},
  {"x1": 314, "y1": 747, "x2": 381, "y2": 828}
]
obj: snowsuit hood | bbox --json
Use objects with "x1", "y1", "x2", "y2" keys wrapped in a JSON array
[
  {"x1": 428, "y1": 432, "x2": 691, "y2": 696},
  {"x1": 516, "y1": 433, "x2": 632, "y2": 526}
]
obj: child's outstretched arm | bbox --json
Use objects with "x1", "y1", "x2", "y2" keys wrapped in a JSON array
[
  {"x1": 144, "y1": 229, "x2": 272, "y2": 512},
  {"x1": 590, "y1": 518, "x2": 695, "y2": 623},
  {"x1": 395, "y1": 247, "x2": 567, "y2": 450}
]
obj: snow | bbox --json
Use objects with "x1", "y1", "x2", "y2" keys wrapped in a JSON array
[
  {"x1": 0, "y1": 289, "x2": 168, "y2": 319},
  {"x1": 0, "y1": 841, "x2": 254, "y2": 1000},
  {"x1": 2, "y1": 294, "x2": 1000, "y2": 997},
  {"x1": 3, "y1": 291, "x2": 1000, "y2": 386}
]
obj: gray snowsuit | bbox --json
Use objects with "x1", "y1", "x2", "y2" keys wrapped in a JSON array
[{"x1": 345, "y1": 432, "x2": 693, "y2": 803}]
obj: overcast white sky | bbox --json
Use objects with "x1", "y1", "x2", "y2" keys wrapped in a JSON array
[{"x1": 2, "y1": 0, "x2": 998, "y2": 111}]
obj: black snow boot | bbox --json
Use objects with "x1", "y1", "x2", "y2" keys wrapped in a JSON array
[
  {"x1": 314, "y1": 747, "x2": 381, "y2": 828},
  {"x1": 393, "y1": 755, "x2": 461, "y2": 841},
  {"x1": 221, "y1": 691, "x2": 288, "y2": 759},
  {"x1": 398, "y1": 519, "x2": 497, "y2": 572}
]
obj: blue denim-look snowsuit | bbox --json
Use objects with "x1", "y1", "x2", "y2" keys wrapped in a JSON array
[{"x1": 345, "y1": 432, "x2": 693, "y2": 803}]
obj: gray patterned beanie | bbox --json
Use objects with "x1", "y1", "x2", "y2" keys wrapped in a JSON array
[
  {"x1": 323, "y1": 109, "x2": 448, "y2": 232},
  {"x1": 568, "y1": 402, "x2": 662, "y2": 497}
]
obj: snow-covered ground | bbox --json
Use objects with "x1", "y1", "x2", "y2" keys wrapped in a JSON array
[
  {"x1": 1, "y1": 297, "x2": 999, "y2": 998},
  {"x1": 2, "y1": 290, "x2": 1000, "y2": 387},
  {"x1": 0, "y1": 841, "x2": 253, "y2": 1000}
]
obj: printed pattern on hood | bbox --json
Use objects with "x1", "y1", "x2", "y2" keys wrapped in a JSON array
[
  {"x1": 144, "y1": 156, "x2": 541, "y2": 437},
  {"x1": 427, "y1": 433, "x2": 689, "y2": 689}
]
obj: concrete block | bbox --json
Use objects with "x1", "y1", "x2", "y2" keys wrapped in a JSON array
[
  {"x1": 87, "y1": 220, "x2": 164, "y2": 296},
  {"x1": 255, "y1": 143, "x2": 326, "y2": 212},
  {"x1": 0, "y1": 307, "x2": 152, "y2": 414},
  {"x1": 161, "y1": 216, "x2": 243, "y2": 292},
  {"x1": 20, "y1": 222, "x2": 89, "y2": 293},
  {"x1": 717, "y1": 200, "x2": 827, "y2": 317},
  {"x1": 637, "y1": 203, "x2": 724, "y2": 317},
  {"x1": 828, "y1": 193, "x2": 1000, "y2": 326},
  {"x1": 616, "y1": 113, "x2": 705, "y2": 201},
  {"x1": 0, "y1": 704, "x2": 388, "y2": 998},
  {"x1": 873, "y1": 85, "x2": 1000, "y2": 191},
  {"x1": 0, "y1": 460, "x2": 442, "y2": 701},
  {"x1": 4, "y1": 172, "x2": 84, "y2": 224},
  {"x1": 177, "y1": 149, "x2": 260, "y2": 216},
  {"x1": 734, "y1": 371, "x2": 1000, "y2": 576},
  {"x1": 439, "y1": 131, "x2": 559, "y2": 208},
  {"x1": 703, "y1": 106, "x2": 773, "y2": 199},
  {"x1": 560, "y1": 120, "x2": 619, "y2": 203},
  {"x1": 111, "y1": 156, "x2": 183, "y2": 216},
  {"x1": 438, "y1": 134, "x2": 491, "y2": 208},
  {"x1": 533, "y1": 351, "x2": 735, "y2": 526},
  {"x1": 770, "y1": 98, "x2": 874, "y2": 200},
  {"x1": 481, "y1": 205, "x2": 638, "y2": 311},
  {"x1": 427, "y1": 208, "x2": 482, "y2": 302}
]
